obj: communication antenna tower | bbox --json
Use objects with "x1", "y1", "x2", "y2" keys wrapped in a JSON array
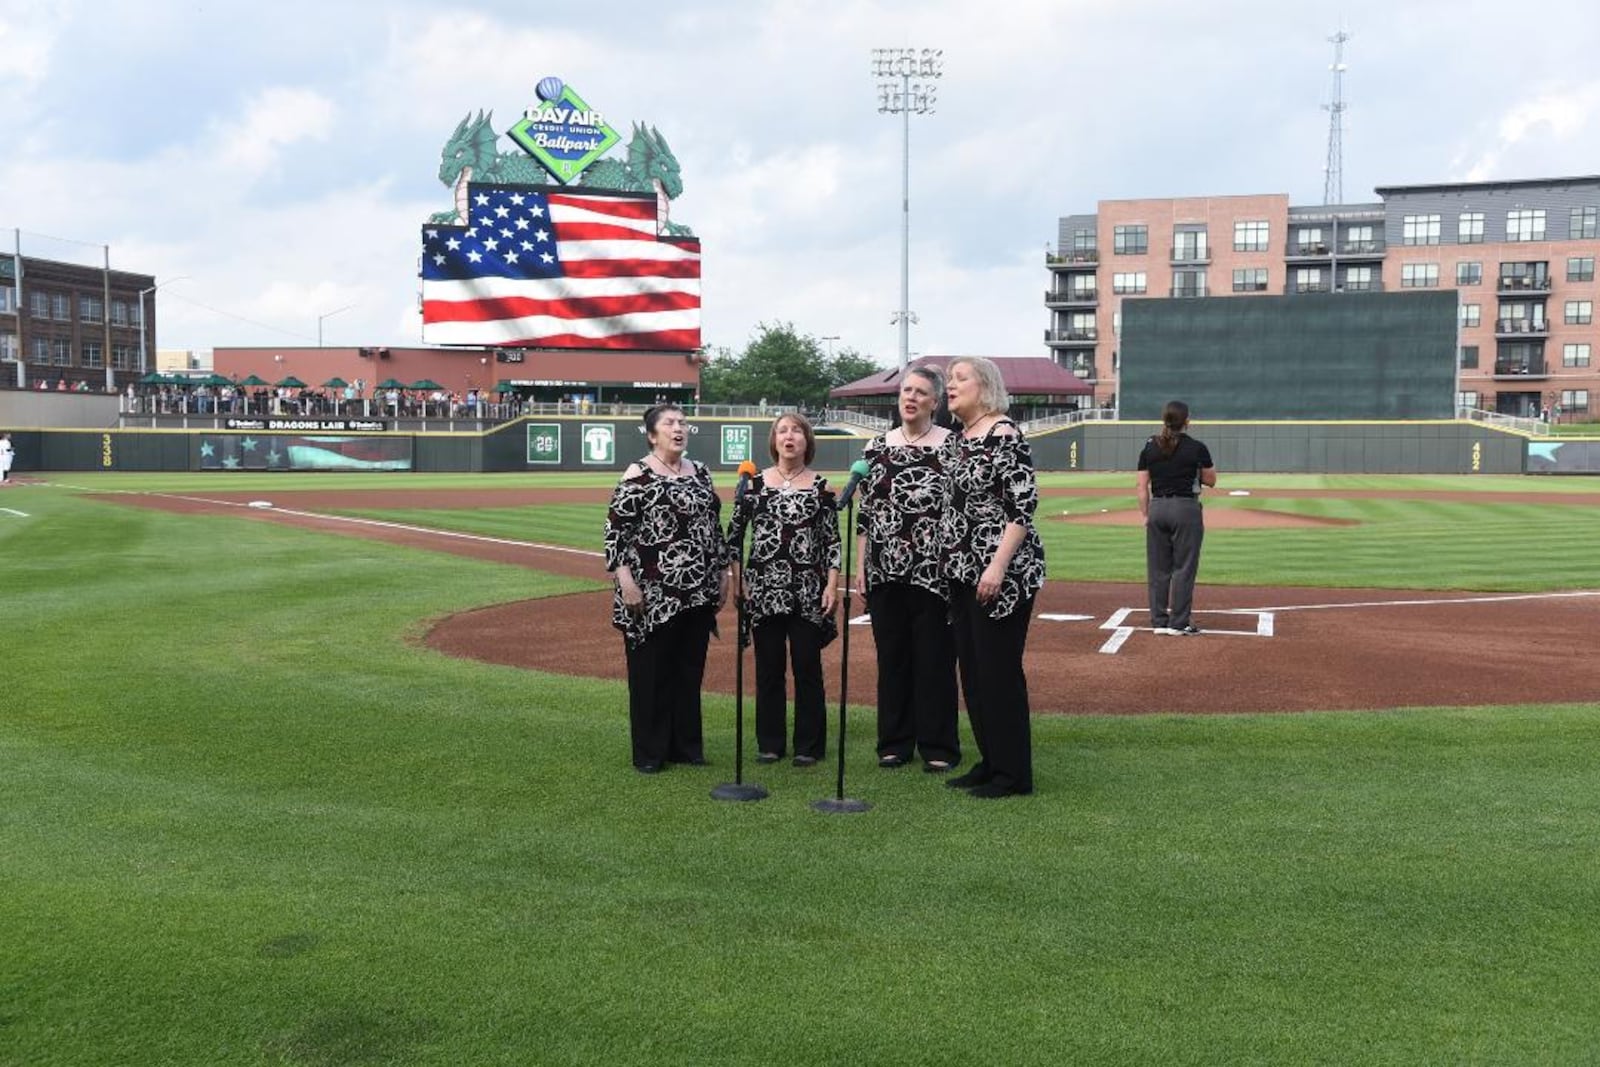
[{"x1": 1322, "y1": 30, "x2": 1350, "y2": 205}]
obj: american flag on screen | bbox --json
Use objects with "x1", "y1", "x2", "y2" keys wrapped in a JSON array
[{"x1": 419, "y1": 183, "x2": 701, "y2": 350}]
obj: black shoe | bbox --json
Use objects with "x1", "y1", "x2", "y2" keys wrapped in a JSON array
[
  {"x1": 754, "y1": 752, "x2": 781, "y2": 765},
  {"x1": 922, "y1": 759, "x2": 957, "y2": 774},
  {"x1": 968, "y1": 782, "x2": 1032, "y2": 799},
  {"x1": 946, "y1": 769, "x2": 991, "y2": 789},
  {"x1": 792, "y1": 755, "x2": 819, "y2": 767},
  {"x1": 635, "y1": 762, "x2": 663, "y2": 775},
  {"x1": 1171, "y1": 624, "x2": 1202, "y2": 635},
  {"x1": 878, "y1": 754, "x2": 909, "y2": 769}
]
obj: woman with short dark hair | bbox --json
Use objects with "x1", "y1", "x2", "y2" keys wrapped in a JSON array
[
  {"x1": 1136, "y1": 400, "x2": 1217, "y2": 635},
  {"x1": 604, "y1": 403, "x2": 730, "y2": 773}
]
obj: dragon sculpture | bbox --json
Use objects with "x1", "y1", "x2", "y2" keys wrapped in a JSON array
[{"x1": 430, "y1": 110, "x2": 693, "y2": 236}]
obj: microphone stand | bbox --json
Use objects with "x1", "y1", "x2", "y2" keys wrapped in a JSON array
[
  {"x1": 712, "y1": 483, "x2": 768, "y2": 803},
  {"x1": 813, "y1": 485, "x2": 870, "y2": 814}
]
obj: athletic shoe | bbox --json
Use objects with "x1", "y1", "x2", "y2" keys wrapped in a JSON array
[
  {"x1": 1154, "y1": 626, "x2": 1180, "y2": 635},
  {"x1": 1172, "y1": 625, "x2": 1202, "y2": 635}
]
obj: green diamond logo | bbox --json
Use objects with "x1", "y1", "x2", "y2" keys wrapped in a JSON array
[{"x1": 508, "y1": 82, "x2": 620, "y2": 185}]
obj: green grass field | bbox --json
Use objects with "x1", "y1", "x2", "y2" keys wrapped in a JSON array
[{"x1": 4, "y1": 471, "x2": 1599, "y2": 1065}]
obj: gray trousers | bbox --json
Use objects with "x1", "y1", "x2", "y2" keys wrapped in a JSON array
[{"x1": 1146, "y1": 497, "x2": 1205, "y2": 629}]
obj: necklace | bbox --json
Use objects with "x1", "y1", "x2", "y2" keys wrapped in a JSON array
[
  {"x1": 649, "y1": 452, "x2": 684, "y2": 477},
  {"x1": 900, "y1": 422, "x2": 932, "y2": 447},
  {"x1": 964, "y1": 413, "x2": 995, "y2": 439},
  {"x1": 776, "y1": 463, "x2": 806, "y2": 489}
]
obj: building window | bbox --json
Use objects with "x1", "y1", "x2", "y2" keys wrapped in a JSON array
[
  {"x1": 1499, "y1": 262, "x2": 1547, "y2": 289},
  {"x1": 111, "y1": 300, "x2": 131, "y2": 326},
  {"x1": 1172, "y1": 230, "x2": 1208, "y2": 261},
  {"x1": 1112, "y1": 311, "x2": 1121, "y2": 338},
  {"x1": 1563, "y1": 343, "x2": 1591, "y2": 368},
  {"x1": 30, "y1": 291, "x2": 49, "y2": 318},
  {"x1": 1343, "y1": 265, "x2": 1375, "y2": 291},
  {"x1": 79, "y1": 295, "x2": 103, "y2": 324},
  {"x1": 0, "y1": 289, "x2": 13, "y2": 314},
  {"x1": 1113, "y1": 225, "x2": 1148, "y2": 255},
  {"x1": 1171, "y1": 269, "x2": 1206, "y2": 298},
  {"x1": 1458, "y1": 212, "x2": 1485, "y2": 244},
  {"x1": 51, "y1": 338, "x2": 70, "y2": 365},
  {"x1": 1561, "y1": 389, "x2": 1590, "y2": 413},
  {"x1": 1401, "y1": 263, "x2": 1439, "y2": 288},
  {"x1": 1568, "y1": 257, "x2": 1595, "y2": 282},
  {"x1": 30, "y1": 337, "x2": 50, "y2": 363},
  {"x1": 112, "y1": 344, "x2": 138, "y2": 370},
  {"x1": 0, "y1": 332, "x2": 16, "y2": 362},
  {"x1": 1067, "y1": 311, "x2": 1096, "y2": 339},
  {"x1": 1293, "y1": 267, "x2": 1324, "y2": 293},
  {"x1": 1403, "y1": 214, "x2": 1441, "y2": 245},
  {"x1": 1456, "y1": 261, "x2": 1482, "y2": 286},
  {"x1": 1498, "y1": 302, "x2": 1544, "y2": 330},
  {"x1": 1112, "y1": 272, "x2": 1146, "y2": 294},
  {"x1": 1459, "y1": 345, "x2": 1479, "y2": 369},
  {"x1": 1344, "y1": 224, "x2": 1376, "y2": 251},
  {"x1": 1459, "y1": 303, "x2": 1481, "y2": 328},
  {"x1": 51, "y1": 293, "x2": 70, "y2": 320},
  {"x1": 1457, "y1": 390, "x2": 1480, "y2": 409},
  {"x1": 81, "y1": 340, "x2": 103, "y2": 368},
  {"x1": 1507, "y1": 208, "x2": 1546, "y2": 242},
  {"x1": 1570, "y1": 207, "x2": 1598, "y2": 240},
  {"x1": 1068, "y1": 275, "x2": 1097, "y2": 298},
  {"x1": 1294, "y1": 228, "x2": 1325, "y2": 253},
  {"x1": 1232, "y1": 267, "x2": 1268, "y2": 292},
  {"x1": 1565, "y1": 300, "x2": 1593, "y2": 325},
  {"x1": 1233, "y1": 220, "x2": 1269, "y2": 252},
  {"x1": 1072, "y1": 228, "x2": 1096, "y2": 254}
]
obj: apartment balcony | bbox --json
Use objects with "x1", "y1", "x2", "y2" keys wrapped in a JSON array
[
  {"x1": 1497, "y1": 275, "x2": 1552, "y2": 293},
  {"x1": 1339, "y1": 280, "x2": 1385, "y2": 292},
  {"x1": 1168, "y1": 285, "x2": 1208, "y2": 298},
  {"x1": 1046, "y1": 250, "x2": 1099, "y2": 270},
  {"x1": 1494, "y1": 318, "x2": 1550, "y2": 337},
  {"x1": 1045, "y1": 328, "x2": 1098, "y2": 348},
  {"x1": 1285, "y1": 243, "x2": 1333, "y2": 262},
  {"x1": 1493, "y1": 360, "x2": 1548, "y2": 379},
  {"x1": 1338, "y1": 240, "x2": 1387, "y2": 259},
  {"x1": 1285, "y1": 281, "x2": 1331, "y2": 295},
  {"x1": 1044, "y1": 289, "x2": 1097, "y2": 308},
  {"x1": 1170, "y1": 248, "x2": 1212, "y2": 265}
]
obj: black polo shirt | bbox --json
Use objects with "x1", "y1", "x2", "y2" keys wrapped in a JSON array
[{"x1": 1137, "y1": 435, "x2": 1213, "y2": 497}]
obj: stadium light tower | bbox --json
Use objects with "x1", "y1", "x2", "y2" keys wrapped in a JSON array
[{"x1": 873, "y1": 47, "x2": 942, "y2": 370}]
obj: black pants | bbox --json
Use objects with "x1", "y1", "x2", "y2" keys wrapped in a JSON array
[
  {"x1": 623, "y1": 605, "x2": 714, "y2": 768},
  {"x1": 1146, "y1": 497, "x2": 1205, "y2": 629},
  {"x1": 752, "y1": 614, "x2": 827, "y2": 759},
  {"x1": 868, "y1": 583, "x2": 961, "y2": 764},
  {"x1": 948, "y1": 583, "x2": 1033, "y2": 792}
]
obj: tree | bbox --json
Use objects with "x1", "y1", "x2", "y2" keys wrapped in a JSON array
[
  {"x1": 826, "y1": 349, "x2": 881, "y2": 395},
  {"x1": 699, "y1": 323, "x2": 829, "y2": 407}
]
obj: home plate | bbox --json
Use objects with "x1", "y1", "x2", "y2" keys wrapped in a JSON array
[
  {"x1": 1038, "y1": 613, "x2": 1095, "y2": 622},
  {"x1": 248, "y1": 500, "x2": 274, "y2": 509},
  {"x1": 1228, "y1": 490, "x2": 1251, "y2": 496}
]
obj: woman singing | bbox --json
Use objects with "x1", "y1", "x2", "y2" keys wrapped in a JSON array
[
  {"x1": 1136, "y1": 400, "x2": 1217, "y2": 635},
  {"x1": 726, "y1": 413, "x2": 841, "y2": 767},
  {"x1": 940, "y1": 357, "x2": 1045, "y2": 799},
  {"x1": 604, "y1": 403, "x2": 730, "y2": 774},
  {"x1": 857, "y1": 364, "x2": 962, "y2": 773}
]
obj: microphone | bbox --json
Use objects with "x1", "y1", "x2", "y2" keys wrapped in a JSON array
[
  {"x1": 836, "y1": 458, "x2": 871, "y2": 510},
  {"x1": 734, "y1": 459, "x2": 760, "y2": 506}
]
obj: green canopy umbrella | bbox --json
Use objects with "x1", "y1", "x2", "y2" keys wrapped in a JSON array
[
  {"x1": 200, "y1": 373, "x2": 232, "y2": 387},
  {"x1": 493, "y1": 381, "x2": 518, "y2": 393},
  {"x1": 237, "y1": 374, "x2": 269, "y2": 387},
  {"x1": 323, "y1": 376, "x2": 349, "y2": 389},
  {"x1": 138, "y1": 371, "x2": 168, "y2": 385},
  {"x1": 410, "y1": 379, "x2": 444, "y2": 391},
  {"x1": 275, "y1": 375, "x2": 307, "y2": 389},
  {"x1": 376, "y1": 378, "x2": 406, "y2": 390}
]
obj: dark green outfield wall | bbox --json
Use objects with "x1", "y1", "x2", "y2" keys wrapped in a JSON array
[{"x1": 17, "y1": 417, "x2": 1591, "y2": 476}]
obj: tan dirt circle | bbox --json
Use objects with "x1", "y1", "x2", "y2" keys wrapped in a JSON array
[{"x1": 103, "y1": 487, "x2": 1600, "y2": 715}]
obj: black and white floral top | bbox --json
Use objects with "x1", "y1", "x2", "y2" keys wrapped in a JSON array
[
  {"x1": 859, "y1": 434, "x2": 953, "y2": 599},
  {"x1": 726, "y1": 479, "x2": 841, "y2": 647},
  {"x1": 939, "y1": 419, "x2": 1045, "y2": 619},
  {"x1": 604, "y1": 458, "x2": 729, "y2": 649}
]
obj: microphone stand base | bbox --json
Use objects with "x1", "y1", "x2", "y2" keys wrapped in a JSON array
[
  {"x1": 811, "y1": 797, "x2": 871, "y2": 814},
  {"x1": 711, "y1": 782, "x2": 769, "y2": 802}
]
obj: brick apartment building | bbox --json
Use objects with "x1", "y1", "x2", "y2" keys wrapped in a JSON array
[
  {"x1": 0, "y1": 253, "x2": 156, "y2": 391},
  {"x1": 1048, "y1": 175, "x2": 1600, "y2": 421}
]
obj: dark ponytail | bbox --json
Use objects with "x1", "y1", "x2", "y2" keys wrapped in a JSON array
[{"x1": 1157, "y1": 400, "x2": 1189, "y2": 457}]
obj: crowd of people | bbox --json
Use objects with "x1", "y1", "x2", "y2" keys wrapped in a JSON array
[{"x1": 599, "y1": 356, "x2": 1158, "y2": 801}]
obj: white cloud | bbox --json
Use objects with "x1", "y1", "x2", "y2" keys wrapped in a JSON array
[
  {"x1": 211, "y1": 86, "x2": 337, "y2": 175},
  {"x1": 0, "y1": 1, "x2": 58, "y2": 83}
]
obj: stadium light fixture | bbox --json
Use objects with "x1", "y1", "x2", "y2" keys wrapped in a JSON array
[{"x1": 872, "y1": 47, "x2": 942, "y2": 371}]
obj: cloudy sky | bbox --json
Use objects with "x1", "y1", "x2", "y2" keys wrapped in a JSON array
[{"x1": 4, "y1": 0, "x2": 1600, "y2": 364}]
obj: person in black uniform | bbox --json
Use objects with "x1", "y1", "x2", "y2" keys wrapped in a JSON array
[{"x1": 1136, "y1": 400, "x2": 1217, "y2": 635}]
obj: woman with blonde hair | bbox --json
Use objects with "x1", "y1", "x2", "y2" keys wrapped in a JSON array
[{"x1": 939, "y1": 357, "x2": 1044, "y2": 799}]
